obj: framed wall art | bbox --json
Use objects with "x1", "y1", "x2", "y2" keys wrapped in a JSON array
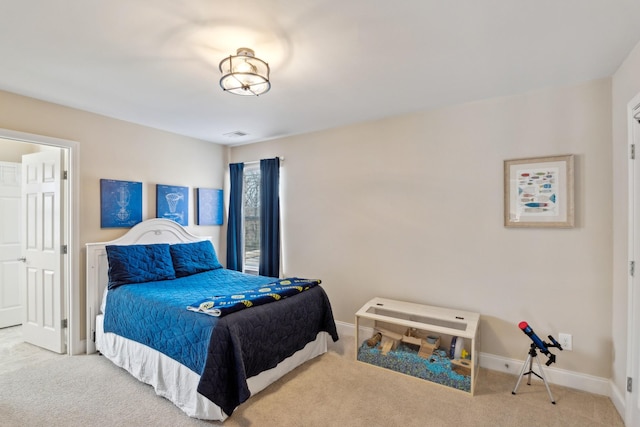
[
  {"x1": 196, "y1": 188, "x2": 223, "y2": 226},
  {"x1": 100, "y1": 179, "x2": 143, "y2": 228},
  {"x1": 504, "y1": 154, "x2": 575, "y2": 228},
  {"x1": 156, "y1": 184, "x2": 189, "y2": 226}
]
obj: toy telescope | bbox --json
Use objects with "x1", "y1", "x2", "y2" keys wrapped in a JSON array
[
  {"x1": 518, "y1": 321, "x2": 562, "y2": 366},
  {"x1": 513, "y1": 321, "x2": 563, "y2": 404}
]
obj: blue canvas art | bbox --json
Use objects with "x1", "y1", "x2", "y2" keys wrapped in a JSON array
[
  {"x1": 100, "y1": 179, "x2": 143, "y2": 228},
  {"x1": 196, "y1": 188, "x2": 223, "y2": 226},
  {"x1": 156, "y1": 184, "x2": 189, "y2": 226}
]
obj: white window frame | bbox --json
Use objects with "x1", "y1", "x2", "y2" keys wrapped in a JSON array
[{"x1": 242, "y1": 163, "x2": 261, "y2": 275}]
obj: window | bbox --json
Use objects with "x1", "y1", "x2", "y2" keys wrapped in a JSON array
[
  {"x1": 227, "y1": 158, "x2": 279, "y2": 277},
  {"x1": 242, "y1": 164, "x2": 261, "y2": 274}
]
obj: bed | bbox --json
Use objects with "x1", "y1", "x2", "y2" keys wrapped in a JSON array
[{"x1": 85, "y1": 218, "x2": 338, "y2": 421}]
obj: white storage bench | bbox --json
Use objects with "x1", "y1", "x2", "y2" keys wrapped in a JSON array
[{"x1": 355, "y1": 297, "x2": 480, "y2": 395}]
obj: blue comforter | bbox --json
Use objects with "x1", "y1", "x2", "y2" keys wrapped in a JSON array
[{"x1": 103, "y1": 268, "x2": 338, "y2": 416}]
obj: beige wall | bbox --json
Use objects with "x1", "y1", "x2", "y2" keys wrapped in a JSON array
[
  {"x1": 0, "y1": 138, "x2": 38, "y2": 161},
  {"x1": 611, "y1": 40, "x2": 640, "y2": 400},
  {"x1": 0, "y1": 90, "x2": 227, "y2": 339},
  {"x1": 231, "y1": 78, "x2": 613, "y2": 378}
]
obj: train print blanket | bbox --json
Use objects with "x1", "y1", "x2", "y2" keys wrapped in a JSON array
[{"x1": 187, "y1": 277, "x2": 321, "y2": 317}]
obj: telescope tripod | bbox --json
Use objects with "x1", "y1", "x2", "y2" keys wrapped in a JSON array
[{"x1": 511, "y1": 343, "x2": 556, "y2": 404}]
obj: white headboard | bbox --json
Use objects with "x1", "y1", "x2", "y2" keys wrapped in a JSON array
[{"x1": 85, "y1": 218, "x2": 211, "y2": 354}]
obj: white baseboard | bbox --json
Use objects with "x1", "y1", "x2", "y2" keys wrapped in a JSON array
[
  {"x1": 74, "y1": 338, "x2": 87, "y2": 355},
  {"x1": 336, "y1": 320, "x2": 613, "y2": 398},
  {"x1": 609, "y1": 379, "x2": 626, "y2": 420},
  {"x1": 335, "y1": 320, "x2": 368, "y2": 337},
  {"x1": 478, "y1": 352, "x2": 610, "y2": 396}
]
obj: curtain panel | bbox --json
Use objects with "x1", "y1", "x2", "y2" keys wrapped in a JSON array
[
  {"x1": 259, "y1": 158, "x2": 280, "y2": 277},
  {"x1": 226, "y1": 162, "x2": 244, "y2": 271}
]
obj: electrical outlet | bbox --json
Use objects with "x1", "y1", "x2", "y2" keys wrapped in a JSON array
[{"x1": 558, "y1": 333, "x2": 572, "y2": 351}]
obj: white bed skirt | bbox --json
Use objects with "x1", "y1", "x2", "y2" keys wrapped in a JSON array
[{"x1": 95, "y1": 314, "x2": 329, "y2": 421}]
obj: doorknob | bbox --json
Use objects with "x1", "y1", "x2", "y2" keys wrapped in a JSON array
[{"x1": 17, "y1": 257, "x2": 26, "y2": 262}]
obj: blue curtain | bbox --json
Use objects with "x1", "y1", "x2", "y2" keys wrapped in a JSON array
[
  {"x1": 259, "y1": 158, "x2": 280, "y2": 277},
  {"x1": 226, "y1": 162, "x2": 244, "y2": 271}
]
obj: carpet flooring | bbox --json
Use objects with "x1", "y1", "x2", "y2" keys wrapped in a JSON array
[{"x1": 0, "y1": 332, "x2": 624, "y2": 427}]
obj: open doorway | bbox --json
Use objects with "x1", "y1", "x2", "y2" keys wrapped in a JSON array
[{"x1": 0, "y1": 128, "x2": 79, "y2": 355}]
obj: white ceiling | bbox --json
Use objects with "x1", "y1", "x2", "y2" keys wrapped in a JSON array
[{"x1": 1, "y1": 1, "x2": 639, "y2": 145}]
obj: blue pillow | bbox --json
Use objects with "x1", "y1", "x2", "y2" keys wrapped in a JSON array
[
  {"x1": 170, "y1": 240, "x2": 222, "y2": 277},
  {"x1": 106, "y1": 244, "x2": 176, "y2": 289}
]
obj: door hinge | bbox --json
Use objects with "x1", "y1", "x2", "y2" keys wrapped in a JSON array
[
  {"x1": 62, "y1": 245, "x2": 68, "y2": 255},
  {"x1": 61, "y1": 319, "x2": 68, "y2": 329},
  {"x1": 63, "y1": 170, "x2": 68, "y2": 180},
  {"x1": 631, "y1": 261, "x2": 636, "y2": 277},
  {"x1": 628, "y1": 377, "x2": 633, "y2": 392},
  {"x1": 632, "y1": 144, "x2": 636, "y2": 160}
]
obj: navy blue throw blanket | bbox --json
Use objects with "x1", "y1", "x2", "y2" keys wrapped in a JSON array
[
  {"x1": 187, "y1": 278, "x2": 321, "y2": 317},
  {"x1": 103, "y1": 269, "x2": 339, "y2": 417},
  {"x1": 198, "y1": 285, "x2": 338, "y2": 415}
]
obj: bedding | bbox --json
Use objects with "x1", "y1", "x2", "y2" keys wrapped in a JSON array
[
  {"x1": 169, "y1": 240, "x2": 222, "y2": 277},
  {"x1": 103, "y1": 268, "x2": 338, "y2": 416},
  {"x1": 187, "y1": 277, "x2": 322, "y2": 317},
  {"x1": 87, "y1": 219, "x2": 339, "y2": 421},
  {"x1": 95, "y1": 314, "x2": 329, "y2": 420},
  {"x1": 105, "y1": 243, "x2": 176, "y2": 289}
]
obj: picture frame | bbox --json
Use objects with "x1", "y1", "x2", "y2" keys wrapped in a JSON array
[
  {"x1": 504, "y1": 154, "x2": 574, "y2": 228},
  {"x1": 196, "y1": 188, "x2": 223, "y2": 226},
  {"x1": 156, "y1": 184, "x2": 189, "y2": 226},
  {"x1": 100, "y1": 179, "x2": 143, "y2": 228}
]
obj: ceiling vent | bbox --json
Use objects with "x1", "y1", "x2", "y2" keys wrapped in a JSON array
[{"x1": 223, "y1": 131, "x2": 249, "y2": 138}]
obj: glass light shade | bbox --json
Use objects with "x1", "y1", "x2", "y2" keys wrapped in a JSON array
[{"x1": 219, "y1": 48, "x2": 271, "y2": 96}]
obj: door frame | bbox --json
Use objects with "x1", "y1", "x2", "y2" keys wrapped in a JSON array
[
  {"x1": 0, "y1": 128, "x2": 80, "y2": 355},
  {"x1": 626, "y1": 92, "x2": 640, "y2": 425}
]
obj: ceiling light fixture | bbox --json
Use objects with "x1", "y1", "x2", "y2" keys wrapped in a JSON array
[{"x1": 219, "y1": 48, "x2": 271, "y2": 96}]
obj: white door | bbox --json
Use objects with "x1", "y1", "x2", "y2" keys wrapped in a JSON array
[
  {"x1": 0, "y1": 162, "x2": 22, "y2": 328},
  {"x1": 628, "y1": 100, "x2": 640, "y2": 426},
  {"x1": 21, "y1": 150, "x2": 65, "y2": 353}
]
